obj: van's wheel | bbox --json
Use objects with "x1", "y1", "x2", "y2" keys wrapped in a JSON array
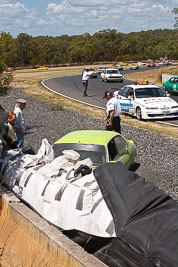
[
  {"x1": 100, "y1": 77, "x2": 103, "y2": 82},
  {"x1": 136, "y1": 107, "x2": 142, "y2": 120}
]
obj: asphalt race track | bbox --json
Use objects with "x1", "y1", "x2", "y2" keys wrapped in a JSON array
[{"x1": 42, "y1": 66, "x2": 178, "y2": 126}]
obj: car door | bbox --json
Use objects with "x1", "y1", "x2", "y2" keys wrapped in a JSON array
[
  {"x1": 101, "y1": 70, "x2": 105, "y2": 80},
  {"x1": 168, "y1": 77, "x2": 175, "y2": 90},
  {"x1": 118, "y1": 86, "x2": 135, "y2": 115},
  {"x1": 172, "y1": 78, "x2": 178, "y2": 92}
]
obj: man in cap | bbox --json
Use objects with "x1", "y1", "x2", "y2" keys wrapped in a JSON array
[
  {"x1": 103, "y1": 91, "x2": 122, "y2": 133},
  {"x1": 14, "y1": 99, "x2": 27, "y2": 148}
]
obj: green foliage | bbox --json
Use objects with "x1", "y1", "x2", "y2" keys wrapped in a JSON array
[
  {"x1": 0, "y1": 29, "x2": 177, "y2": 68},
  {"x1": 0, "y1": 61, "x2": 6, "y2": 74},
  {"x1": 0, "y1": 36, "x2": 14, "y2": 95},
  {"x1": 0, "y1": 43, "x2": 6, "y2": 73},
  {"x1": 172, "y1": 5, "x2": 178, "y2": 29},
  {"x1": 167, "y1": 181, "x2": 178, "y2": 189},
  {"x1": 0, "y1": 72, "x2": 14, "y2": 95}
]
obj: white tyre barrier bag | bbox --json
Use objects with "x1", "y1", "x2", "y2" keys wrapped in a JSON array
[{"x1": 1, "y1": 139, "x2": 116, "y2": 238}]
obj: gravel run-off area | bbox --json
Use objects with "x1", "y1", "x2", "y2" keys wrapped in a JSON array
[{"x1": 1, "y1": 87, "x2": 178, "y2": 201}]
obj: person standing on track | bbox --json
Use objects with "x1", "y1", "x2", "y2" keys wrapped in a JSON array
[
  {"x1": 103, "y1": 90, "x2": 122, "y2": 134},
  {"x1": 82, "y1": 68, "x2": 94, "y2": 97}
]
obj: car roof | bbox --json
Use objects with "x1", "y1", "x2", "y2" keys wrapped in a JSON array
[
  {"x1": 107, "y1": 68, "x2": 118, "y2": 71},
  {"x1": 123, "y1": 84, "x2": 160, "y2": 89},
  {"x1": 170, "y1": 76, "x2": 178, "y2": 78},
  {"x1": 54, "y1": 130, "x2": 120, "y2": 146}
]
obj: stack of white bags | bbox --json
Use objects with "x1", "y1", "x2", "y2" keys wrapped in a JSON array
[{"x1": 1, "y1": 139, "x2": 116, "y2": 238}]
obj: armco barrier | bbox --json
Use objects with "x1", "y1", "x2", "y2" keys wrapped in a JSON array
[{"x1": 0, "y1": 186, "x2": 106, "y2": 267}]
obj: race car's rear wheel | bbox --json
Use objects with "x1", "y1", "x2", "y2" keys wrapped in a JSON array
[{"x1": 136, "y1": 107, "x2": 142, "y2": 120}]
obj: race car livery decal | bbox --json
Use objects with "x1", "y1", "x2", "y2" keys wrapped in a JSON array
[
  {"x1": 120, "y1": 103, "x2": 133, "y2": 107},
  {"x1": 143, "y1": 98, "x2": 173, "y2": 104},
  {"x1": 120, "y1": 103, "x2": 133, "y2": 112}
]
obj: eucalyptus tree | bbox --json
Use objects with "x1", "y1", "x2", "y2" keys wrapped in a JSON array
[
  {"x1": 172, "y1": 5, "x2": 178, "y2": 29},
  {"x1": 0, "y1": 37, "x2": 14, "y2": 95},
  {"x1": 15, "y1": 33, "x2": 32, "y2": 67}
]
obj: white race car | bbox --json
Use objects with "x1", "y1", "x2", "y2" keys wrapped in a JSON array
[
  {"x1": 114, "y1": 82, "x2": 178, "y2": 120},
  {"x1": 101, "y1": 69, "x2": 123, "y2": 83}
]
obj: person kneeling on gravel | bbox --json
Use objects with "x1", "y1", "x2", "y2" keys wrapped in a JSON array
[{"x1": 7, "y1": 112, "x2": 18, "y2": 149}]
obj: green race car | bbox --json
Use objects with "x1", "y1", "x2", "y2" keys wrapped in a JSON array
[
  {"x1": 163, "y1": 76, "x2": 178, "y2": 94},
  {"x1": 114, "y1": 65, "x2": 124, "y2": 71},
  {"x1": 53, "y1": 130, "x2": 136, "y2": 169}
]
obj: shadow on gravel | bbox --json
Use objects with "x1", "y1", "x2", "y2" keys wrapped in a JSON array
[
  {"x1": 26, "y1": 125, "x2": 43, "y2": 130},
  {"x1": 25, "y1": 125, "x2": 43, "y2": 135}
]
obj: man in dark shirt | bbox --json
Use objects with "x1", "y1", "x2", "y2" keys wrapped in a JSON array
[{"x1": 0, "y1": 104, "x2": 10, "y2": 151}]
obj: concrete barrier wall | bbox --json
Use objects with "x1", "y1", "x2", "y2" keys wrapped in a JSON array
[
  {"x1": 0, "y1": 186, "x2": 106, "y2": 267},
  {"x1": 162, "y1": 74, "x2": 173, "y2": 83}
]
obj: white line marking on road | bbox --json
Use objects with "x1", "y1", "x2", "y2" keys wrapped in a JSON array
[{"x1": 157, "y1": 121, "x2": 178, "y2": 127}]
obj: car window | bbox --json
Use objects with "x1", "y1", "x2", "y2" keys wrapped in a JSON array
[
  {"x1": 135, "y1": 87, "x2": 166, "y2": 98},
  {"x1": 107, "y1": 136, "x2": 127, "y2": 161},
  {"x1": 108, "y1": 69, "x2": 118, "y2": 74},
  {"x1": 170, "y1": 78, "x2": 174, "y2": 83},
  {"x1": 53, "y1": 143, "x2": 106, "y2": 166},
  {"x1": 118, "y1": 87, "x2": 130, "y2": 97},
  {"x1": 108, "y1": 139, "x2": 118, "y2": 161},
  {"x1": 114, "y1": 136, "x2": 127, "y2": 157}
]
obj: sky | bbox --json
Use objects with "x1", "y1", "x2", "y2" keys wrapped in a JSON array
[{"x1": 0, "y1": 0, "x2": 177, "y2": 37}]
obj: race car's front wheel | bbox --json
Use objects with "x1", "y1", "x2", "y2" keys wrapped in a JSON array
[{"x1": 136, "y1": 107, "x2": 142, "y2": 120}]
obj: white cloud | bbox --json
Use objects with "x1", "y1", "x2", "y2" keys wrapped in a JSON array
[
  {"x1": 47, "y1": 0, "x2": 84, "y2": 14},
  {"x1": 0, "y1": 1, "x2": 36, "y2": 20},
  {"x1": 0, "y1": 0, "x2": 176, "y2": 37}
]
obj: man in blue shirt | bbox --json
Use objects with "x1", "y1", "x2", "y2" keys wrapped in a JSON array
[{"x1": 14, "y1": 99, "x2": 27, "y2": 148}]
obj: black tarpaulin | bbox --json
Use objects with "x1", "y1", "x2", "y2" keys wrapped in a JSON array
[{"x1": 93, "y1": 162, "x2": 178, "y2": 267}]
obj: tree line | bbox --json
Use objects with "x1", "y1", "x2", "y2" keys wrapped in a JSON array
[{"x1": 0, "y1": 29, "x2": 177, "y2": 69}]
